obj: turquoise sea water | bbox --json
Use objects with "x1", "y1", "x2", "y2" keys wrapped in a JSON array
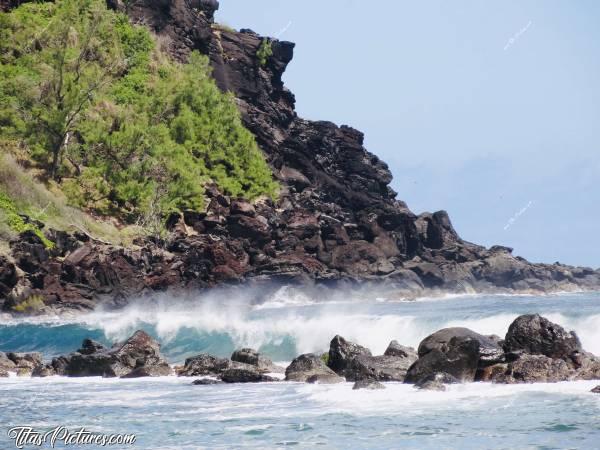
[{"x1": 1, "y1": 289, "x2": 600, "y2": 449}]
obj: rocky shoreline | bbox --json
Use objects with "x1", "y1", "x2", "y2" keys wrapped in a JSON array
[
  {"x1": 0, "y1": 0, "x2": 599, "y2": 315},
  {"x1": 2, "y1": 314, "x2": 599, "y2": 394}
]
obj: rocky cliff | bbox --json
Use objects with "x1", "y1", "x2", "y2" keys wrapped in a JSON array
[{"x1": 0, "y1": 0, "x2": 599, "y2": 313}]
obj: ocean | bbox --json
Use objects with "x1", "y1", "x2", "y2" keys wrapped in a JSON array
[{"x1": 1, "y1": 288, "x2": 599, "y2": 449}]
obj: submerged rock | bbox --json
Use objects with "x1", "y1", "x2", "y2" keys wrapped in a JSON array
[
  {"x1": 285, "y1": 353, "x2": 339, "y2": 382},
  {"x1": 221, "y1": 367, "x2": 279, "y2": 383},
  {"x1": 306, "y1": 373, "x2": 345, "y2": 384},
  {"x1": 352, "y1": 379, "x2": 386, "y2": 390},
  {"x1": 192, "y1": 378, "x2": 223, "y2": 385},
  {"x1": 415, "y1": 372, "x2": 459, "y2": 391},
  {"x1": 591, "y1": 385, "x2": 600, "y2": 394}
]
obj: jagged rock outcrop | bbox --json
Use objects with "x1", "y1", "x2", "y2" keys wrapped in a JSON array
[
  {"x1": 1, "y1": 0, "x2": 599, "y2": 314},
  {"x1": 53, "y1": 331, "x2": 172, "y2": 378}
]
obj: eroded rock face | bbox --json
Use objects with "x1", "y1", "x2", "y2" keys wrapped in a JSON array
[
  {"x1": 0, "y1": 0, "x2": 599, "y2": 315},
  {"x1": 327, "y1": 335, "x2": 372, "y2": 376},
  {"x1": 503, "y1": 314, "x2": 582, "y2": 363},
  {"x1": 285, "y1": 353, "x2": 338, "y2": 382}
]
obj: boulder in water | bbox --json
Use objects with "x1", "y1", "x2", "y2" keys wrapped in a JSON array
[
  {"x1": 346, "y1": 354, "x2": 416, "y2": 382},
  {"x1": 285, "y1": 353, "x2": 339, "y2": 382},
  {"x1": 178, "y1": 354, "x2": 232, "y2": 377},
  {"x1": 414, "y1": 372, "x2": 458, "y2": 391},
  {"x1": 327, "y1": 335, "x2": 371, "y2": 376},
  {"x1": 405, "y1": 335, "x2": 481, "y2": 383},
  {"x1": 231, "y1": 348, "x2": 284, "y2": 373},
  {"x1": 192, "y1": 378, "x2": 223, "y2": 385},
  {"x1": 591, "y1": 385, "x2": 600, "y2": 394},
  {"x1": 306, "y1": 373, "x2": 345, "y2": 384},
  {"x1": 503, "y1": 314, "x2": 582, "y2": 364},
  {"x1": 63, "y1": 330, "x2": 171, "y2": 378},
  {"x1": 221, "y1": 367, "x2": 278, "y2": 383}
]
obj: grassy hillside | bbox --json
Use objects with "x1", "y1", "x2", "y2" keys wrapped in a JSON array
[{"x1": 0, "y1": 0, "x2": 277, "y2": 244}]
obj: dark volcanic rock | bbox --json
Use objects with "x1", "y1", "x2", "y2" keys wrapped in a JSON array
[
  {"x1": 0, "y1": 352, "x2": 16, "y2": 371},
  {"x1": 415, "y1": 372, "x2": 459, "y2": 391},
  {"x1": 178, "y1": 353, "x2": 232, "y2": 377},
  {"x1": 192, "y1": 378, "x2": 223, "y2": 385},
  {"x1": 1, "y1": 0, "x2": 599, "y2": 314},
  {"x1": 7, "y1": 352, "x2": 42, "y2": 370},
  {"x1": 285, "y1": 353, "x2": 338, "y2": 382},
  {"x1": 327, "y1": 335, "x2": 372, "y2": 375},
  {"x1": 346, "y1": 354, "x2": 417, "y2": 382},
  {"x1": 384, "y1": 341, "x2": 417, "y2": 359},
  {"x1": 306, "y1": 373, "x2": 345, "y2": 384},
  {"x1": 64, "y1": 330, "x2": 171, "y2": 378},
  {"x1": 31, "y1": 364, "x2": 56, "y2": 377},
  {"x1": 492, "y1": 354, "x2": 574, "y2": 383},
  {"x1": 352, "y1": 379, "x2": 386, "y2": 390},
  {"x1": 405, "y1": 336, "x2": 481, "y2": 383},
  {"x1": 503, "y1": 314, "x2": 582, "y2": 363},
  {"x1": 418, "y1": 327, "x2": 505, "y2": 368},
  {"x1": 591, "y1": 385, "x2": 600, "y2": 394},
  {"x1": 231, "y1": 348, "x2": 283, "y2": 373},
  {"x1": 221, "y1": 367, "x2": 278, "y2": 383}
]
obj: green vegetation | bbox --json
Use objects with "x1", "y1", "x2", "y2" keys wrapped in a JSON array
[
  {"x1": 0, "y1": 189, "x2": 54, "y2": 249},
  {"x1": 12, "y1": 294, "x2": 45, "y2": 313},
  {"x1": 0, "y1": 0, "x2": 276, "y2": 230},
  {"x1": 256, "y1": 38, "x2": 273, "y2": 67},
  {"x1": 320, "y1": 352, "x2": 330, "y2": 364}
]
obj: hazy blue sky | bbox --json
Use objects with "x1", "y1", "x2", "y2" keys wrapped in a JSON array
[{"x1": 217, "y1": 1, "x2": 600, "y2": 268}]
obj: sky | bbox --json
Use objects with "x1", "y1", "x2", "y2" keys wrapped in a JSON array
[{"x1": 216, "y1": 1, "x2": 600, "y2": 268}]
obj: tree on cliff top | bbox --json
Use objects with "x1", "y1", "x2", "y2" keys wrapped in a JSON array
[{"x1": 0, "y1": 0, "x2": 277, "y2": 225}]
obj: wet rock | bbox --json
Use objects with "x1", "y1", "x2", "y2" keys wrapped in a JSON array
[
  {"x1": 346, "y1": 354, "x2": 416, "y2": 382},
  {"x1": 0, "y1": 369, "x2": 8, "y2": 377},
  {"x1": 327, "y1": 335, "x2": 372, "y2": 375},
  {"x1": 0, "y1": 352, "x2": 16, "y2": 371},
  {"x1": 192, "y1": 378, "x2": 223, "y2": 385},
  {"x1": 64, "y1": 330, "x2": 171, "y2": 378},
  {"x1": 493, "y1": 354, "x2": 574, "y2": 383},
  {"x1": 31, "y1": 364, "x2": 55, "y2": 378},
  {"x1": 414, "y1": 372, "x2": 459, "y2": 391},
  {"x1": 285, "y1": 353, "x2": 339, "y2": 382},
  {"x1": 178, "y1": 354, "x2": 232, "y2": 377},
  {"x1": 78, "y1": 339, "x2": 107, "y2": 355},
  {"x1": 221, "y1": 367, "x2": 278, "y2": 383},
  {"x1": 503, "y1": 314, "x2": 582, "y2": 364},
  {"x1": 384, "y1": 341, "x2": 417, "y2": 359},
  {"x1": 231, "y1": 348, "x2": 283, "y2": 373},
  {"x1": 418, "y1": 327, "x2": 505, "y2": 367},
  {"x1": 306, "y1": 373, "x2": 345, "y2": 384},
  {"x1": 7, "y1": 352, "x2": 42, "y2": 370},
  {"x1": 405, "y1": 336, "x2": 481, "y2": 383},
  {"x1": 591, "y1": 385, "x2": 600, "y2": 394},
  {"x1": 352, "y1": 379, "x2": 386, "y2": 390}
]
